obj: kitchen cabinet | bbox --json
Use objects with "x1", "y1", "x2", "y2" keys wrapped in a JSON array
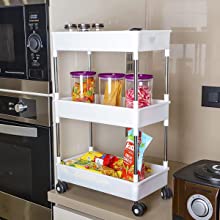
[{"x1": 54, "y1": 205, "x2": 102, "y2": 220}]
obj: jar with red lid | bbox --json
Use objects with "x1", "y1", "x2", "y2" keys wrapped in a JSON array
[{"x1": 125, "y1": 74, "x2": 153, "y2": 108}]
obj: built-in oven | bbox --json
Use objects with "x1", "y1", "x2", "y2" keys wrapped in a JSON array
[
  {"x1": 0, "y1": 119, "x2": 53, "y2": 207},
  {"x1": 0, "y1": 3, "x2": 50, "y2": 81},
  {"x1": 0, "y1": 91, "x2": 53, "y2": 220}
]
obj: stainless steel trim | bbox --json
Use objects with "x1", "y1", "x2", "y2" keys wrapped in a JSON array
[
  {"x1": 0, "y1": 0, "x2": 47, "y2": 6},
  {"x1": 0, "y1": 89, "x2": 52, "y2": 97},
  {"x1": 164, "y1": 51, "x2": 170, "y2": 162},
  {"x1": 56, "y1": 123, "x2": 60, "y2": 157},
  {"x1": 88, "y1": 52, "x2": 93, "y2": 147},
  {"x1": 134, "y1": 60, "x2": 138, "y2": 101},
  {"x1": 0, "y1": 91, "x2": 51, "y2": 127},
  {"x1": 0, "y1": 123, "x2": 37, "y2": 137},
  {"x1": 164, "y1": 126, "x2": 168, "y2": 161},
  {"x1": 4, "y1": 71, "x2": 25, "y2": 75},
  {"x1": 53, "y1": 57, "x2": 59, "y2": 93},
  {"x1": 165, "y1": 56, "x2": 169, "y2": 94},
  {"x1": 0, "y1": 78, "x2": 51, "y2": 94},
  {"x1": 133, "y1": 59, "x2": 139, "y2": 176},
  {"x1": 0, "y1": 191, "x2": 51, "y2": 220}
]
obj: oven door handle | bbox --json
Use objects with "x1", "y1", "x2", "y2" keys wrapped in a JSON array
[{"x1": 0, "y1": 124, "x2": 37, "y2": 137}]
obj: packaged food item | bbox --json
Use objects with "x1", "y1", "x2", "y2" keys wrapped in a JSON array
[
  {"x1": 101, "y1": 166, "x2": 118, "y2": 177},
  {"x1": 64, "y1": 159, "x2": 75, "y2": 166},
  {"x1": 64, "y1": 159, "x2": 102, "y2": 174},
  {"x1": 70, "y1": 71, "x2": 96, "y2": 103},
  {"x1": 122, "y1": 129, "x2": 153, "y2": 181},
  {"x1": 110, "y1": 158, "x2": 124, "y2": 171},
  {"x1": 125, "y1": 74, "x2": 153, "y2": 108},
  {"x1": 94, "y1": 153, "x2": 118, "y2": 167},
  {"x1": 63, "y1": 150, "x2": 153, "y2": 181},
  {"x1": 98, "y1": 73, "x2": 125, "y2": 106},
  {"x1": 144, "y1": 163, "x2": 152, "y2": 174},
  {"x1": 80, "y1": 151, "x2": 103, "y2": 162}
]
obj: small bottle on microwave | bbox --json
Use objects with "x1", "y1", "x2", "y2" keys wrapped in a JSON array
[{"x1": 70, "y1": 71, "x2": 96, "y2": 103}]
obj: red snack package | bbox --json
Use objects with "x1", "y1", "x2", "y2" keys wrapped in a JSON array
[
  {"x1": 95, "y1": 154, "x2": 118, "y2": 167},
  {"x1": 122, "y1": 139, "x2": 145, "y2": 182},
  {"x1": 122, "y1": 129, "x2": 152, "y2": 182}
]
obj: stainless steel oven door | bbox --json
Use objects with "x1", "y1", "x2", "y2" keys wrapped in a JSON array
[
  {"x1": 0, "y1": 189, "x2": 51, "y2": 220},
  {"x1": 0, "y1": 119, "x2": 53, "y2": 208}
]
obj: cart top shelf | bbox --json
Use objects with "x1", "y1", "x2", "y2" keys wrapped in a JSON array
[{"x1": 52, "y1": 30, "x2": 171, "y2": 56}]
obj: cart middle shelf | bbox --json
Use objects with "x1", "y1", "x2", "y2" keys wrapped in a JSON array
[{"x1": 54, "y1": 97, "x2": 169, "y2": 128}]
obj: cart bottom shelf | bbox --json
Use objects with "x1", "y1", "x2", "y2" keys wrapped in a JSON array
[{"x1": 57, "y1": 154, "x2": 169, "y2": 201}]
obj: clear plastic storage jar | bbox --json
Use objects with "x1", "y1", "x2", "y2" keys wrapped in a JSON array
[
  {"x1": 70, "y1": 71, "x2": 96, "y2": 103},
  {"x1": 125, "y1": 74, "x2": 153, "y2": 108},
  {"x1": 98, "y1": 73, "x2": 125, "y2": 106}
]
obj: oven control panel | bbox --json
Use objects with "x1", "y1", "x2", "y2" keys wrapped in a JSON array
[
  {"x1": 25, "y1": 4, "x2": 49, "y2": 81},
  {"x1": 0, "y1": 95, "x2": 36, "y2": 119}
]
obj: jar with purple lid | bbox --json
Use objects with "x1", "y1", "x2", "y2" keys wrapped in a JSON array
[
  {"x1": 70, "y1": 71, "x2": 96, "y2": 103},
  {"x1": 125, "y1": 74, "x2": 153, "y2": 108},
  {"x1": 98, "y1": 73, "x2": 125, "y2": 106}
]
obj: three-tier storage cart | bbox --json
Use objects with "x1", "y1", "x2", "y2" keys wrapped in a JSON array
[{"x1": 52, "y1": 30, "x2": 172, "y2": 217}]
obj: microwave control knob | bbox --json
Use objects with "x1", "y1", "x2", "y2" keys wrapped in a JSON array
[
  {"x1": 27, "y1": 33, "x2": 42, "y2": 53},
  {"x1": 15, "y1": 103, "x2": 28, "y2": 113}
]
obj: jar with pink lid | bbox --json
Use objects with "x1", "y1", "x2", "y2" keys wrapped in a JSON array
[{"x1": 125, "y1": 74, "x2": 153, "y2": 108}]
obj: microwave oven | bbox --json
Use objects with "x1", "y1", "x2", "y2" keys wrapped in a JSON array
[{"x1": 0, "y1": 4, "x2": 50, "y2": 81}]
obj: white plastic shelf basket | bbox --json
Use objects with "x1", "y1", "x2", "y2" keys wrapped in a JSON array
[
  {"x1": 55, "y1": 98, "x2": 169, "y2": 128},
  {"x1": 57, "y1": 153, "x2": 169, "y2": 201}
]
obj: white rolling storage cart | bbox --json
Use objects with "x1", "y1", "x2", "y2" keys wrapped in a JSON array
[{"x1": 52, "y1": 30, "x2": 172, "y2": 217}]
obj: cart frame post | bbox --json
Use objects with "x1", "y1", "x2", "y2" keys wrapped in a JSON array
[
  {"x1": 163, "y1": 49, "x2": 170, "y2": 168},
  {"x1": 133, "y1": 52, "x2": 139, "y2": 183},
  {"x1": 87, "y1": 51, "x2": 93, "y2": 147},
  {"x1": 53, "y1": 56, "x2": 61, "y2": 185}
]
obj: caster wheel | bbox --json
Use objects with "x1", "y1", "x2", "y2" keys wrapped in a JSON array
[
  {"x1": 56, "y1": 181, "x2": 68, "y2": 194},
  {"x1": 161, "y1": 186, "x2": 172, "y2": 200},
  {"x1": 132, "y1": 202, "x2": 147, "y2": 217},
  {"x1": 139, "y1": 202, "x2": 147, "y2": 212}
]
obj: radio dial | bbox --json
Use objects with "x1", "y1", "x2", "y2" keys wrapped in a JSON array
[
  {"x1": 191, "y1": 199, "x2": 209, "y2": 217},
  {"x1": 27, "y1": 33, "x2": 42, "y2": 53},
  {"x1": 187, "y1": 194, "x2": 213, "y2": 219}
]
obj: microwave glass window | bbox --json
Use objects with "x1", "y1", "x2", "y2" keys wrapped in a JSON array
[{"x1": 0, "y1": 24, "x2": 15, "y2": 62}]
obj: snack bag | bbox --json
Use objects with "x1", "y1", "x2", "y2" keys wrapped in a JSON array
[
  {"x1": 101, "y1": 166, "x2": 118, "y2": 178},
  {"x1": 69, "y1": 159, "x2": 102, "y2": 174},
  {"x1": 122, "y1": 129, "x2": 153, "y2": 181},
  {"x1": 80, "y1": 151, "x2": 103, "y2": 162},
  {"x1": 94, "y1": 154, "x2": 118, "y2": 167}
]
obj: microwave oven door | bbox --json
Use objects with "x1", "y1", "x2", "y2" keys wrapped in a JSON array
[{"x1": 0, "y1": 6, "x2": 27, "y2": 79}]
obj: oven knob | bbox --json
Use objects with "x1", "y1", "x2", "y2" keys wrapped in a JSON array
[
  {"x1": 27, "y1": 33, "x2": 42, "y2": 53},
  {"x1": 14, "y1": 103, "x2": 28, "y2": 113},
  {"x1": 191, "y1": 199, "x2": 209, "y2": 217}
]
